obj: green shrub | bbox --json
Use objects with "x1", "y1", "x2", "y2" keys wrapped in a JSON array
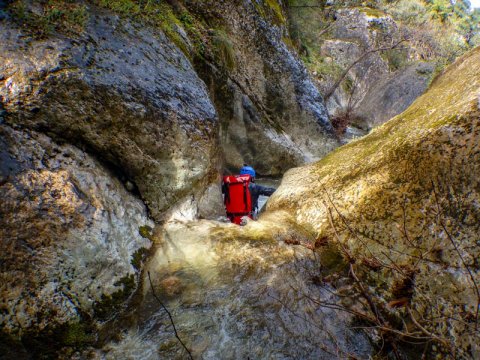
[
  {"x1": 210, "y1": 29, "x2": 236, "y2": 70},
  {"x1": 382, "y1": 48, "x2": 409, "y2": 71},
  {"x1": 8, "y1": 0, "x2": 88, "y2": 35},
  {"x1": 131, "y1": 247, "x2": 149, "y2": 270}
]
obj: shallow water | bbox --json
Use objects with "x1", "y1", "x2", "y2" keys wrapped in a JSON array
[
  {"x1": 256, "y1": 178, "x2": 281, "y2": 213},
  {"x1": 99, "y1": 219, "x2": 372, "y2": 359}
]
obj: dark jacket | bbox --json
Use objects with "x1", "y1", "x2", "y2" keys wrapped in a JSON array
[{"x1": 249, "y1": 182, "x2": 276, "y2": 211}]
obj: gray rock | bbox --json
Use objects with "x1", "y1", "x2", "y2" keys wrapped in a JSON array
[
  {"x1": 189, "y1": 1, "x2": 339, "y2": 175},
  {"x1": 313, "y1": 7, "x2": 435, "y2": 129},
  {"x1": 0, "y1": 11, "x2": 219, "y2": 221},
  {"x1": 197, "y1": 182, "x2": 225, "y2": 219},
  {"x1": 355, "y1": 62, "x2": 435, "y2": 127},
  {"x1": 0, "y1": 124, "x2": 152, "y2": 335}
]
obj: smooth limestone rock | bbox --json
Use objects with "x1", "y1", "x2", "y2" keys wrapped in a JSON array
[
  {"x1": 0, "y1": 124, "x2": 152, "y2": 341},
  {"x1": 355, "y1": 61, "x2": 435, "y2": 127},
  {"x1": 315, "y1": 7, "x2": 434, "y2": 129},
  {"x1": 188, "y1": 0, "x2": 339, "y2": 175},
  {"x1": 267, "y1": 47, "x2": 480, "y2": 357},
  {"x1": 0, "y1": 10, "x2": 220, "y2": 221}
]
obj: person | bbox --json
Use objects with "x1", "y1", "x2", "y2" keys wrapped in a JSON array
[
  {"x1": 239, "y1": 165, "x2": 276, "y2": 216},
  {"x1": 222, "y1": 164, "x2": 276, "y2": 224}
]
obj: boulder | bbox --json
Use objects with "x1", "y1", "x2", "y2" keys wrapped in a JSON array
[
  {"x1": 267, "y1": 47, "x2": 480, "y2": 357},
  {"x1": 355, "y1": 61, "x2": 435, "y2": 127},
  {"x1": 0, "y1": 124, "x2": 152, "y2": 344},
  {"x1": 0, "y1": 11, "x2": 219, "y2": 221}
]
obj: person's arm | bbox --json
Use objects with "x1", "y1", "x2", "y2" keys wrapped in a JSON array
[{"x1": 256, "y1": 184, "x2": 276, "y2": 196}]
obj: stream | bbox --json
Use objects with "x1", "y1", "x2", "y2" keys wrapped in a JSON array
[{"x1": 97, "y1": 180, "x2": 372, "y2": 359}]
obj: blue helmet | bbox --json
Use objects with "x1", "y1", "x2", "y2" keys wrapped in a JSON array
[{"x1": 240, "y1": 165, "x2": 256, "y2": 178}]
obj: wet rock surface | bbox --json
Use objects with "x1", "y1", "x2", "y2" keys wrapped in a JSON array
[
  {"x1": 0, "y1": 124, "x2": 152, "y2": 342},
  {"x1": 95, "y1": 217, "x2": 372, "y2": 359}
]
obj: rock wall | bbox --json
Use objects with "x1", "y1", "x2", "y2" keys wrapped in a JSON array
[
  {"x1": 0, "y1": 11, "x2": 220, "y2": 222},
  {"x1": 289, "y1": 5, "x2": 436, "y2": 131},
  {"x1": 0, "y1": 124, "x2": 152, "y2": 347},
  {"x1": 188, "y1": 0, "x2": 339, "y2": 175},
  {"x1": 266, "y1": 47, "x2": 480, "y2": 357},
  {"x1": 354, "y1": 61, "x2": 434, "y2": 126},
  {"x1": 0, "y1": 4, "x2": 222, "y2": 354},
  {"x1": 324, "y1": 8, "x2": 434, "y2": 127}
]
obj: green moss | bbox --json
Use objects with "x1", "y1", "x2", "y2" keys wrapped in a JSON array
[
  {"x1": 342, "y1": 75, "x2": 355, "y2": 94},
  {"x1": 93, "y1": 274, "x2": 136, "y2": 320},
  {"x1": 60, "y1": 322, "x2": 94, "y2": 347},
  {"x1": 381, "y1": 48, "x2": 408, "y2": 71},
  {"x1": 131, "y1": 247, "x2": 149, "y2": 270},
  {"x1": 253, "y1": 0, "x2": 286, "y2": 25},
  {"x1": 97, "y1": 0, "x2": 140, "y2": 13},
  {"x1": 302, "y1": 55, "x2": 343, "y2": 80},
  {"x1": 8, "y1": 0, "x2": 88, "y2": 36},
  {"x1": 95, "y1": 1, "x2": 212, "y2": 60},
  {"x1": 282, "y1": 36, "x2": 295, "y2": 50},
  {"x1": 210, "y1": 29, "x2": 236, "y2": 70},
  {"x1": 96, "y1": 0, "x2": 190, "y2": 54},
  {"x1": 1, "y1": 320, "x2": 95, "y2": 358},
  {"x1": 265, "y1": 0, "x2": 286, "y2": 24},
  {"x1": 319, "y1": 243, "x2": 349, "y2": 275},
  {"x1": 139, "y1": 225, "x2": 153, "y2": 240},
  {"x1": 357, "y1": 6, "x2": 386, "y2": 18}
]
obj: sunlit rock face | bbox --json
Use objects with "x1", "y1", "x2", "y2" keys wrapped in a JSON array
[
  {"x1": 187, "y1": 1, "x2": 339, "y2": 175},
  {"x1": 0, "y1": 125, "x2": 152, "y2": 337},
  {"x1": 0, "y1": 13, "x2": 220, "y2": 221},
  {"x1": 267, "y1": 48, "x2": 480, "y2": 357}
]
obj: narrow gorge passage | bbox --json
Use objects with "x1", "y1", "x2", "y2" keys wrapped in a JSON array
[{"x1": 1, "y1": 0, "x2": 479, "y2": 358}]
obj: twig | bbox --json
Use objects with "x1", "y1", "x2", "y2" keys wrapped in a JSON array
[
  {"x1": 324, "y1": 39, "x2": 406, "y2": 100},
  {"x1": 324, "y1": 192, "x2": 403, "y2": 359},
  {"x1": 407, "y1": 306, "x2": 451, "y2": 349},
  {"x1": 268, "y1": 293, "x2": 360, "y2": 359},
  {"x1": 147, "y1": 271, "x2": 194, "y2": 360},
  {"x1": 431, "y1": 181, "x2": 480, "y2": 329}
]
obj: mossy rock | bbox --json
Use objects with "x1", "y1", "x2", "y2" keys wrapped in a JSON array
[
  {"x1": 267, "y1": 47, "x2": 480, "y2": 356},
  {"x1": 139, "y1": 225, "x2": 154, "y2": 240},
  {"x1": 210, "y1": 29, "x2": 236, "y2": 70},
  {"x1": 93, "y1": 274, "x2": 136, "y2": 321},
  {"x1": 131, "y1": 246, "x2": 149, "y2": 270},
  {"x1": 253, "y1": 0, "x2": 286, "y2": 25},
  {"x1": 1, "y1": 320, "x2": 95, "y2": 359},
  {"x1": 319, "y1": 243, "x2": 349, "y2": 275}
]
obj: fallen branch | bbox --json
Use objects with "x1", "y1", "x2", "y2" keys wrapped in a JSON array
[
  {"x1": 147, "y1": 271, "x2": 194, "y2": 360},
  {"x1": 407, "y1": 306, "x2": 451, "y2": 350}
]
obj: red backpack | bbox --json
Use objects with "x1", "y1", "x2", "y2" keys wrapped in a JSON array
[{"x1": 223, "y1": 174, "x2": 253, "y2": 224}]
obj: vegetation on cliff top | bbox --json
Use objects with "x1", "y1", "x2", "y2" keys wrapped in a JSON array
[
  {"x1": 287, "y1": 0, "x2": 480, "y2": 129},
  {"x1": 6, "y1": 0, "x2": 286, "y2": 71},
  {"x1": 288, "y1": 0, "x2": 480, "y2": 67}
]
